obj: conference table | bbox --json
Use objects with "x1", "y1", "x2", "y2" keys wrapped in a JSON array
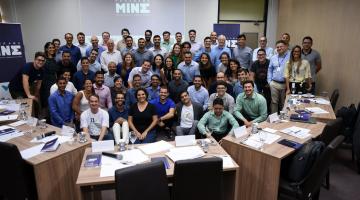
[
  {"x1": 76, "y1": 141, "x2": 239, "y2": 200},
  {"x1": 283, "y1": 94, "x2": 336, "y2": 123},
  {"x1": 221, "y1": 120, "x2": 327, "y2": 200},
  {"x1": 6, "y1": 123, "x2": 91, "y2": 200}
]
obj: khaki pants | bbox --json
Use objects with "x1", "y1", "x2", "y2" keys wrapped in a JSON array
[{"x1": 270, "y1": 81, "x2": 286, "y2": 114}]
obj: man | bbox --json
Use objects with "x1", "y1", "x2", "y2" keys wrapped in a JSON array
[
  {"x1": 53, "y1": 38, "x2": 62, "y2": 62},
  {"x1": 133, "y1": 38, "x2": 154, "y2": 66},
  {"x1": 281, "y1": 33, "x2": 292, "y2": 50},
  {"x1": 234, "y1": 68, "x2": 251, "y2": 97},
  {"x1": 177, "y1": 51, "x2": 200, "y2": 84},
  {"x1": 9, "y1": 52, "x2": 45, "y2": 100},
  {"x1": 210, "y1": 31, "x2": 218, "y2": 48},
  {"x1": 234, "y1": 80, "x2": 267, "y2": 127},
  {"x1": 161, "y1": 31, "x2": 173, "y2": 52},
  {"x1": 125, "y1": 74, "x2": 142, "y2": 109},
  {"x1": 80, "y1": 94, "x2": 111, "y2": 141},
  {"x1": 250, "y1": 48, "x2": 271, "y2": 111},
  {"x1": 175, "y1": 91, "x2": 203, "y2": 136},
  {"x1": 150, "y1": 86, "x2": 176, "y2": 138},
  {"x1": 174, "y1": 32, "x2": 183, "y2": 46},
  {"x1": 197, "y1": 98, "x2": 239, "y2": 141},
  {"x1": 212, "y1": 35, "x2": 232, "y2": 66},
  {"x1": 208, "y1": 72, "x2": 234, "y2": 97},
  {"x1": 208, "y1": 81, "x2": 235, "y2": 114},
  {"x1": 59, "y1": 33, "x2": 82, "y2": 65},
  {"x1": 188, "y1": 29, "x2": 202, "y2": 54},
  {"x1": 146, "y1": 74, "x2": 161, "y2": 101},
  {"x1": 48, "y1": 76, "x2": 74, "y2": 128},
  {"x1": 168, "y1": 69, "x2": 189, "y2": 103},
  {"x1": 301, "y1": 36, "x2": 322, "y2": 94},
  {"x1": 144, "y1": 29, "x2": 154, "y2": 49},
  {"x1": 252, "y1": 36, "x2": 274, "y2": 61},
  {"x1": 149, "y1": 35, "x2": 167, "y2": 57},
  {"x1": 187, "y1": 75, "x2": 209, "y2": 111},
  {"x1": 86, "y1": 35, "x2": 106, "y2": 62},
  {"x1": 50, "y1": 69, "x2": 77, "y2": 95},
  {"x1": 72, "y1": 57, "x2": 95, "y2": 91},
  {"x1": 233, "y1": 34, "x2": 253, "y2": 69},
  {"x1": 100, "y1": 31, "x2": 110, "y2": 50},
  {"x1": 127, "y1": 60, "x2": 153, "y2": 87},
  {"x1": 93, "y1": 71, "x2": 112, "y2": 109},
  {"x1": 76, "y1": 49, "x2": 102, "y2": 72},
  {"x1": 104, "y1": 61, "x2": 119, "y2": 88},
  {"x1": 100, "y1": 39, "x2": 122, "y2": 72},
  {"x1": 116, "y1": 28, "x2": 137, "y2": 51},
  {"x1": 120, "y1": 36, "x2": 136, "y2": 57},
  {"x1": 76, "y1": 32, "x2": 90, "y2": 57},
  {"x1": 57, "y1": 51, "x2": 77, "y2": 76},
  {"x1": 108, "y1": 93, "x2": 129, "y2": 145},
  {"x1": 193, "y1": 36, "x2": 216, "y2": 62},
  {"x1": 267, "y1": 40, "x2": 290, "y2": 113}
]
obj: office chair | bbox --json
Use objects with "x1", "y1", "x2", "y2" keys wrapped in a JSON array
[
  {"x1": 0, "y1": 142, "x2": 36, "y2": 200},
  {"x1": 172, "y1": 157, "x2": 223, "y2": 200},
  {"x1": 330, "y1": 89, "x2": 339, "y2": 109},
  {"x1": 278, "y1": 135, "x2": 345, "y2": 200},
  {"x1": 115, "y1": 160, "x2": 170, "y2": 200}
]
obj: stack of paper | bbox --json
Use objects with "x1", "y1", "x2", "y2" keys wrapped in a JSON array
[
  {"x1": 0, "y1": 125, "x2": 23, "y2": 142},
  {"x1": 241, "y1": 139, "x2": 262, "y2": 149},
  {"x1": 311, "y1": 98, "x2": 331, "y2": 105},
  {"x1": 165, "y1": 146, "x2": 205, "y2": 162},
  {"x1": 20, "y1": 144, "x2": 44, "y2": 159},
  {"x1": 175, "y1": 135, "x2": 196, "y2": 147},
  {"x1": 137, "y1": 140, "x2": 174, "y2": 154},
  {"x1": 305, "y1": 107, "x2": 329, "y2": 114},
  {"x1": 247, "y1": 131, "x2": 281, "y2": 144},
  {"x1": 281, "y1": 126, "x2": 311, "y2": 139},
  {"x1": 0, "y1": 115, "x2": 18, "y2": 122}
]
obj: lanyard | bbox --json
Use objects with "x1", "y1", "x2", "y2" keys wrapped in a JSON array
[{"x1": 277, "y1": 53, "x2": 287, "y2": 68}]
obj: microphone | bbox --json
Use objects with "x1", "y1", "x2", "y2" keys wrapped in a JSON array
[
  {"x1": 36, "y1": 131, "x2": 56, "y2": 140},
  {"x1": 102, "y1": 152, "x2": 123, "y2": 160}
]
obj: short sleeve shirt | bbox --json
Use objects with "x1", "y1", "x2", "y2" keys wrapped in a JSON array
[
  {"x1": 9, "y1": 62, "x2": 43, "y2": 92},
  {"x1": 128, "y1": 103, "x2": 156, "y2": 133},
  {"x1": 80, "y1": 108, "x2": 109, "y2": 136}
]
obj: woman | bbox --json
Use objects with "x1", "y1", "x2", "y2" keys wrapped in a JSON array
[
  {"x1": 198, "y1": 53, "x2": 216, "y2": 88},
  {"x1": 151, "y1": 54, "x2": 164, "y2": 76},
  {"x1": 72, "y1": 79, "x2": 94, "y2": 121},
  {"x1": 117, "y1": 53, "x2": 135, "y2": 87},
  {"x1": 225, "y1": 59, "x2": 241, "y2": 86},
  {"x1": 217, "y1": 52, "x2": 230, "y2": 73},
  {"x1": 128, "y1": 88, "x2": 158, "y2": 143},
  {"x1": 110, "y1": 76, "x2": 127, "y2": 104},
  {"x1": 160, "y1": 57, "x2": 175, "y2": 85},
  {"x1": 284, "y1": 45, "x2": 312, "y2": 94},
  {"x1": 40, "y1": 42, "x2": 60, "y2": 118},
  {"x1": 168, "y1": 43, "x2": 182, "y2": 67}
]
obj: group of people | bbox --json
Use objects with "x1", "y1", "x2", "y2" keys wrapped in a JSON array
[{"x1": 8, "y1": 29, "x2": 321, "y2": 143}]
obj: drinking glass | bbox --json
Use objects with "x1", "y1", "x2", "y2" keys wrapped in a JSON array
[
  {"x1": 129, "y1": 131, "x2": 137, "y2": 149},
  {"x1": 26, "y1": 117, "x2": 37, "y2": 135},
  {"x1": 258, "y1": 131, "x2": 267, "y2": 151}
]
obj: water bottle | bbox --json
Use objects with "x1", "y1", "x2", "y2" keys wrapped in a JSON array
[{"x1": 251, "y1": 123, "x2": 259, "y2": 135}]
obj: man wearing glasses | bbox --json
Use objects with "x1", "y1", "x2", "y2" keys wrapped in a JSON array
[
  {"x1": 9, "y1": 51, "x2": 46, "y2": 101},
  {"x1": 208, "y1": 81, "x2": 235, "y2": 114},
  {"x1": 252, "y1": 36, "x2": 274, "y2": 61}
]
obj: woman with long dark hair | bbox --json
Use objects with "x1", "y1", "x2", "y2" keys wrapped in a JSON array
[
  {"x1": 117, "y1": 52, "x2": 135, "y2": 87},
  {"x1": 151, "y1": 54, "x2": 164, "y2": 76},
  {"x1": 160, "y1": 57, "x2": 175, "y2": 85},
  {"x1": 198, "y1": 53, "x2": 216, "y2": 88},
  {"x1": 225, "y1": 59, "x2": 241, "y2": 86},
  {"x1": 168, "y1": 43, "x2": 182, "y2": 67},
  {"x1": 217, "y1": 52, "x2": 230, "y2": 73}
]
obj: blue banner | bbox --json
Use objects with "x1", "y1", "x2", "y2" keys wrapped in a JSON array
[
  {"x1": 213, "y1": 24, "x2": 240, "y2": 48},
  {"x1": 0, "y1": 23, "x2": 26, "y2": 83}
]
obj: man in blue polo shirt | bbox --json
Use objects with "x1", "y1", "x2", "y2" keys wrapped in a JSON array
[
  {"x1": 150, "y1": 86, "x2": 176, "y2": 139},
  {"x1": 59, "y1": 33, "x2": 82, "y2": 65},
  {"x1": 48, "y1": 76, "x2": 74, "y2": 128}
]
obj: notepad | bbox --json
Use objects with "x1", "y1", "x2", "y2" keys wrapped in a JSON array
[
  {"x1": 175, "y1": 135, "x2": 196, "y2": 147},
  {"x1": 137, "y1": 140, "x2": 174, "y2": 154},
  {"x1": 281, "y1": 126, "x2": 311, "y2": 139},
  {"x1": 165, "y1": 146, "x2": 205, "y2": 162},
  {"x1": 305, "y1": 107, "x2": 329, "y2": 114},
  {"x1": 84, "y1": 154, "x2": 102, "y2": 167}
]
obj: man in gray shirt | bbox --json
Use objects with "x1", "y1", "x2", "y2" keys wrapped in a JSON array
[
  {"x1": 133, "y1": 38, "x2": 153, "y2": 66},
  {"x1": 233, "y1": 34, "x2": 252, "y2": 69}
]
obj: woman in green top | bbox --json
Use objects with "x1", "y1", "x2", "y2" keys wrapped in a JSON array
[{"x1": 168, "y1": 43, "x2": 182, "y2": 67}]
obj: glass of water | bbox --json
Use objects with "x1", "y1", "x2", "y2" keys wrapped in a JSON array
[
  {"x1": 258, "y1": 131, "x2": 267, "y2": 151},
  {"x1": 129, "y1": 131, "x2": 137, "y2": 149}
]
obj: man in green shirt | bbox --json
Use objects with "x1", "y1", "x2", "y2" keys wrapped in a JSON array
[
  {"x1": 197, "y1": 98, "x2": 239, "y2": 141},
  {"x1": 234, "y1": 80, "x2": 268, "y2": 127}
]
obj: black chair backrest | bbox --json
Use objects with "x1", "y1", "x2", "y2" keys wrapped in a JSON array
[
  {"x1": 319, "y1": 118, "x2": 343, "y2": 145},
  {"x1": 330, "y1": 89, "x2": 339, "y2": 109},
  {"x1": 353, "y1": 103, "x2": 360, "y2": 157},
  {"x1": 115, "y1": 160, "x2": 170, "y2": 200},
  {"x1": 172, "y1": 157, "x2": 223, "y2": 200},
  {"x1": 302, "y1": 135, "x2": 345, "y2": 199},
  {"x1": 0, "y1": 142, "x2": 28, "y2": 199}
]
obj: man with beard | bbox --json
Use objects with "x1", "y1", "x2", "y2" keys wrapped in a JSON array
[
  {"x1": 187, "y1": 75, "x2": 209, "y2": 111},
  {"x1": 86, "y1": 36, "x2": 106, "y2": 62},
  {"x1": 108, "y1": 92, "x2": 129, "y2": 145},
  {"x1": 144, "y1": 29, "x2": 154, "y2": 49},
  {"x1": 72, "y1": 57, "x2": 95, "y2": 91},
  {"x1": 125, "y1": 74, "x2": 142, "y2": 109},
  {"x1": 233, "y1": 34, "x2": 252, "y2": 69},
  {"x1": 76, "y1": 49, "x2": 102, "y2": 72},
  {"x1": 75, "y1": 32, "x2": 90, "y2": 57},
  {"x1": 233, "y1": 68, "x2": 258, "y2": 97},
  {"x1": 57, "y1": 50, "x2": 77, "y2": 77},
  {"x1": 168, "y1": 69, "x2": 188, "y2": 103},
  {"x1": 133, "y1": 38, "x2": 153, "y2": 66},
  {"x1": 234, "y1": 80, "x2": 267, "y2": 127},
  {"x1": 48, "y1": 76, "x2": 74, "y2": 128},
  {"x1": 177, "y1": 51, "x2": 200, "y2": 84},
  {"x1": 59, "y1": 33, "x2": 82, "y2": 65},
  {"x1": 127, "y1": 60, "x2": 153, "y2": 88},
  {"x1": 120, "y1": 36, "x2": 136, "y2": 57},
  {"x1": 93, "y1": 71, "x2": 112, "y2": 109},
  {"x1": 188, "y1": 29, "x2": 202, "y2": 54},
  {"x1": 149, "y1": 35, "x2": 167, "y2": 57}
]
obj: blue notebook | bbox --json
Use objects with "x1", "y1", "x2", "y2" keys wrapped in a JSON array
[
  {"x1": 41, "y1": 138, "x2": 60, "y2": 152},
  {"x1": 84, "y1": 154, "x2": 102, "y2": 167}
]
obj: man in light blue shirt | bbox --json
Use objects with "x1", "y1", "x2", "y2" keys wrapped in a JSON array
[
  {"x1": 188, "y1": 29, "x2": 202, "y2": 54},
  {"x1": 233, "y1": 34, "x2": 252, "y2": 69},
  {"x1": 187, "y1": 75, "x2": 209, "y2": 111},
  {"x1": 212, "y1": 35, "x2": 232, "y2": 66},
  {"x1": 267, "y1": 40, "x2": 290, "y2": 113},
  {"x1": 193, "y1": 37, "x2": 216, "y2": 63},
  {"x1": 178, "y1": 51, "x2": 200, "y2": 84},
  {"x1": 86, "y1": 36, "x2": 106, "y2": 62}
]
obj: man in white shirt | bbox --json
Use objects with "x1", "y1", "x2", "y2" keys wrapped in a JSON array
[
  {"x1": 100, "y1": 39, "x2": 122, "y2": 72},
  {"x1": 252, "y1": 36, "x2": 274, "y2": 61},
  {"x1": 50, "y1": 69, "x2": 77, "y2": 95},
  {"x1": 127, "y1": 60, "x2": 153, "y2": 88},
  {"x1": 80, "y1": 94, "x2": 111, "y2": 141},
  {"x1": 75, "y1": 32, "x2": 90, "y2": 57},
  {"x1": 100, "y1": 31, "x2": 110, "y2": 50},
  {"x1": 188, "y1": 29, "x2": 202, "y2": 54}
]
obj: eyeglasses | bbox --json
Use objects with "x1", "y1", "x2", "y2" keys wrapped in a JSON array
[{"x1": 36, "y1": 58, "x2": 45, "y2": 62}]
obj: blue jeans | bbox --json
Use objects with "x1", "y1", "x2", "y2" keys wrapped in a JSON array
[{"x1": 134, "y1": 130, "x2": 156, "y2": 144}]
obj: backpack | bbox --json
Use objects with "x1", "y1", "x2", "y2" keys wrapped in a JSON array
[
  {"x1": 286, "y1": 141, "x2": 325, "y2": 182},
  {"x1": 336, "y1": 104, "x2": 357, "y2": 143}
]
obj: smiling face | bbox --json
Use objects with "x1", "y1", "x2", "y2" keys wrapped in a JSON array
[
  {"x1": 302, "y1": 38, "x2": 312, "y2": 51},
  {"x1": 47, "y1": 44, "x2": 55, "y2": 56},
  {"x1": 84, "y1": 80, "x2": 93, "y2": 91},
  {"x1": 200, "y1": 54, "x2": 209, "y2": 65},
  {"x1": 244, "y1": 82, "x2": 254, "y2": 97},
  {"x1": 175, "y1": 33, "x2": 182, "y2": 43},
  {"x1": 210, "y1": 32, "x2": 217, "y2": 43},
  {"x1": 132, "y1": 76, "x2": 141, "y2": 88},
  {"x1": 136, "y1": 89, "x2": 147, "y2": 103},
  {"x1": 115, "y1": 93, "x2": 125, "y2": 107},
  {"x1": 114, "y1": 78, "x2": 123, "y2": 88},
  {"x1": 154, "y1": 55, "x2": 163, "y2": 67},
  {"x1": 150, "y1": 75, "x2": 160, "y2": 87},
  {"x1": 204, "y1": 38, "x2": 211, "y2": 49},
  {"x1": 216, "y1": 84, "x2": 226, "y2": 96},
  {"x1": 237, "y1": 71, "x2": 248, "y2": 82},
  {"x1": 165, "y1": 57, "x2": 173, "y2": 69},
  {"x1": 184, "y1": 53, "x2": 192, "y2": 65},
  {"x1": 229, "y1": 61, "x2": 238, "y2": 72},
  {"x1": 57, "y1": 79, "x2": 67, "y2": 92},
  {"x1": 189, "y1": 31, "x2": 196, "y2": 42},
  {"x1": 259, "y1": 37, "x2": 267, "y2": 48},
  {"x1": 193, "y1": 77, "x2": 202, "y2": 89},
  {"x1": 159, "y1": 88, "x2": 169, "y2": 101},
  {"x1": 292, "y1": 46, "x2": 302, "y2": 60},
  {"x1": 153, "y1": 36, "x2": 161, "y2": 47},
  {"x1": 276, "y1": 42, "x2": 287, "y2": 55},
  {"x1": 173, "y1": 44, "x2": 181, "y2": 55},
  {"x1": 81, "y1": 59, "x2": 90, "y2": 71},
  {"x1": 213, "y1": 104, "x2": 224, "y2": 117},
  {"x1": 34, "y1": 56, "x2": 45, "y2": 69},
  {"x1": 65, "y1": 34, "x2": 73, "y2": 45},
  {"x1": 77, "y1": 34, "x2": 85, "y2": 45},
  {"x1": 173, "y1": 69, "x2": 182, "y2": 80},
  {"x1": 125, "y1": 37, "x2": 133, "y2": 48},
  {"x1": 220, "y1": 54, "x2": 229, "y2": 65},
  {"x1": 89, "y1": 96, "x2": 99, "y2": 110},
  {"x1": 95, "y1": 73, "x2": 104, "y2": 86}
]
